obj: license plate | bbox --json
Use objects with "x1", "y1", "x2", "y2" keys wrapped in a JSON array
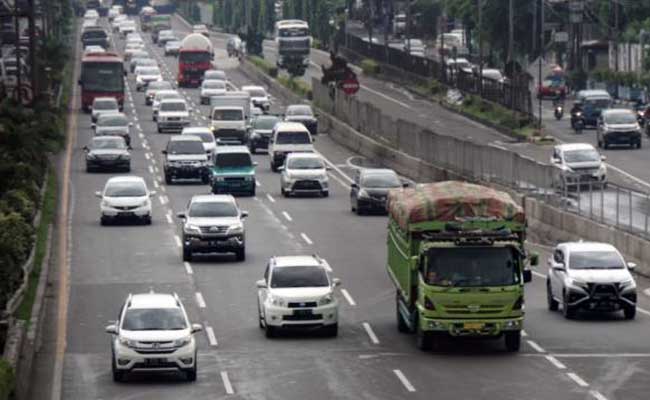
[
  {"x1": 294, "y1": 309, "x2": 313, "y2": 316},
  {"x1": 119, "y1": 211, "x2": 135, "y2": 217},
  {"x1": 145, "y1": 358, "x2": 166, "y2": 365},
  {"x1": 463, "y1": 322, "x2": 484, "y2": 330}
]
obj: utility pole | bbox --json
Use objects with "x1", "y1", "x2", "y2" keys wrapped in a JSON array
[
  {"x1": 614, "y1": 1, "x2": 619, "y2": 72},
  {"x1": 405, "y1": 0, "x2": 411, "y2": 52},
  {"x1": 508, "y1": 0, "x2": 514, "y2": 64},
  {"x1": 28, "y1": 0, "x2": 37, "y2": 99},
  {"x1": 538, "y1": 0, "x2": 544, "y2": 129},
  {"x1": 532, "y1": 0, "x2": 537, "y2": 59},
  {"x1": 478, "y1": 0, "x2": 483, "y2": 95},
  {"x1": 13, "y1": 0, "x2": 21, "y2": 103}
]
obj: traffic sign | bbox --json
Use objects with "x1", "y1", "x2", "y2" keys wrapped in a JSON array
[{"x1": 340, "y1": 77, "x2": 360, "y2": 95}]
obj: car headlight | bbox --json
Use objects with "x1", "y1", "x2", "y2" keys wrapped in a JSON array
[
  {"x1": 620, "y1": 279, "x2": 636, "y2": 290},
  {"x1": 227, "y1": 223, "x2": 243, "y2": 235},
  {"x1": 358, "y1": 189, "x2": 369, "y2": 198},
  {"x1": 269, "y1": 295, "x2": 285, "y2": 307},
  {"x1": 566, "y1": 277, "x2": 588, "y2": 290},
  {"x1": 101, "y1": 200, "x2": 110, "y2": 208},
  {"x1": 318, "y1": 294, "x2": 334, "y2": 306},
  {"x1": 184, "y1": 224, "x2": 201, "y2": 234},
  {"x1": 173, "y1": 336, "x2": 191, "y2": 347},
  {"x1": 119, "y1": 337, "x2": 138, "y2": 348},
  {"x1": 598, "y1": 164, "x2": 607, "y2": 175},
  {"x1": 215, "y1": 176, "x2": 225, "y2": 182},
  {"x1": 87, "y1": 153, "x2": 97, "y2": 160},
  {"x1": 137, "y1": 199, "x2": 149, "y2": 208}
]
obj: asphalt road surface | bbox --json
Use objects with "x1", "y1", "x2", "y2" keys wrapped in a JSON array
[{"x1": 28, "y1": 14, "x2": 650, "y2": 400}]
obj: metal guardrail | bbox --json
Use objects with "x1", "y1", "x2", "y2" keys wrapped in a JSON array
[{"x1": 341, "y1": 33, "x2": 533, "y2": 117}]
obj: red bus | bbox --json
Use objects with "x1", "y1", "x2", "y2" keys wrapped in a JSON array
[{"x1": 79, "y1": 52, "x2": 125, "y2": 112}]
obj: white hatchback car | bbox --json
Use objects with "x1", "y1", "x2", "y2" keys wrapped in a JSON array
[
  {"x1": 152, "y1": 90, "x2": 183, "y2": 121},
  {"x1": 135, "y1": 66, "x2": 163, "y2": 91},
  {"x1": 91, "y1": 97, "x2": 119, "y2": 123},
  {"x1": 547, "y1": 242, "x2": 637, "y2": 319},
  {"x1": 105, "y1": 292, "x2": 203, "y2": 382},
  {"x1": 95, "y1": 176, "x2": 155, "y2": 225},
  {"x1": 280, "y1": 152, "x2": 329, "y2": 197},
  {"x1": 256, "y1": 255, "x2": 341, "y2": 338},
  {"x1": 551, "y1": 143, "x2": 607, "y2": 189}
]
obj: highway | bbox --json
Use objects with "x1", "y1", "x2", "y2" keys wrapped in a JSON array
[{"x1": 29, "y1": 14, "x2": 650, "y2": 400}]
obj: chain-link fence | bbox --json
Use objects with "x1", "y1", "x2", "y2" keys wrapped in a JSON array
[{"x1": 313, "y1": 78, "x2": 650, "y2": 239}]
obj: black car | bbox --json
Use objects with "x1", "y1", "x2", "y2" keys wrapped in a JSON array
[
  {"x1": 284, "y1": 104, "x2": 318, "y2": 136},
  {"x1": 350, "y1": 169, "x2": 406, "y2": 215},
  {"x1": 84, "y1": 136, "x2": 131, "y2": 172},
  {"x1": 162, "y1": 136, "x2": 210, "y2": 184},
  {"x1": 248, "y1": 114, "x2": 280, "y2": 154}
]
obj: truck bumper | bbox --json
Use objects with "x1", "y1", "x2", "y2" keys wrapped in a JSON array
[{"x1": 421, "y1": 316, "x2": 523, "y2": 337}]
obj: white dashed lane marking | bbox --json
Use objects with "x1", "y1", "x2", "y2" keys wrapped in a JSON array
[
  {"x1": 393, "y1": 369, "x2": 416, "y2": 392},
  {"x1": 362, "y1": 322, "x2": 379, "y2": 344},
  {"x1": 300, "y1": 233, "x2": 313, "y2": 245}
]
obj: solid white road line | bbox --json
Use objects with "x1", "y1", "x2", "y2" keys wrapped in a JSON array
[
  {"x1": 220, "y1": 371, "x2": 234, "y2": 394},
  {"x1": 341, "y1": 289, "x2": 356, "y2": 306},
  {"x1": 521, "y1": 330, "x2": 528, "y2": 337},
  {"x1": 184, "y1": 261, "x2": 193, "y2": 275},
  {"x1": 144, "y1": 152, "x2": 150, "y2": 160},
  {"x1": 148, "y1": 165, "x2": 154, "y2": 174},
  {"x1": 282, "y1": 211, "x2": 292, "y2": 222},
  {"x1": 255, "y1": 180, "x2": 261, "y2": 187},
  {"x1": 590, "y1": 390, "x2": 609, "y2": 400},
  {"x1": 265, "y1": 193, "x2": 276, "y2": 203},
  {"x1": 205, "y1": 325, "x2": 218, "y2": 346},
  {"x1": 195, "y1": 292, "x2": 206, "y2": 308},
  {"x1": 527, "y1": 340, "x2": 546, "y2": 353},
  {"x1": 566, "y1": 372, "x2": 589, "y2": 388},
  {"x1": 636, "y1": 307, "x2": 650, "y2": 317},
  {"x1": 393, "y1": 369, "x2": 416, "y2": 392},
  {"x1": 165, "y1": 213, "x2": 173, "y2": 224},
  {"x1": 362, "y1": 322, "x2": 380, "y2": 344},
  {"x1": 532, "y1": 270, "x2": 546, "y2": 279},
  {"x1": 174, "y1": 235, "x2": 182, "y2": 248},
  {"x1": 300, "y1": 233, "x2": 313, "y2": 245},
  {"x1": 544, "y1": 355, "x2": 567, "y2": 370}
]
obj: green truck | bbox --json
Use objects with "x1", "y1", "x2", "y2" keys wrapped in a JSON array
[{"x1": 387, "y1": 181, "x2": 535, "y2": 352}]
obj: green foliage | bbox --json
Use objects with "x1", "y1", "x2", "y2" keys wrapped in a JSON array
[
  {"x1": 278, "y1": 76, "x2": 313, "y2": 100},
  {"x1": 360, "y1": 58, "x2": 380, "y2": 75},
  {"x1": 0, "y1": 360, "x2": 14, "y2": 400},
  {"x1": 461, "y1": 95, "x2": 530, "y2": 132},
  {"x1": 249, "y1": 56, "x2": 279, "y2": 78}
]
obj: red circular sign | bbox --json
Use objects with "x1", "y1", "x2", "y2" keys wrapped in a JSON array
[{"x1": 340, "y1": 77, "x2": 360, "y2": 95}]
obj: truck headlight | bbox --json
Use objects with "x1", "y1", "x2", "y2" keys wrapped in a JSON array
[{"x1": 318, "y1": 294, "x2": 334, "y2": 306}]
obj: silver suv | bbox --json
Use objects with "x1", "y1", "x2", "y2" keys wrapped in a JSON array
[
  {"x1": 177, "y1": 194, "x2": 248, "y2": 262},
  {"x1": 597, "y1": 108, "x2": 642, "y2": 149},
  {"x1": 105, "y1": 292, "x2": 203, "y2": 382},
  {"x1": 546, "y1": 242, "x2": 637, "y2": 319}
]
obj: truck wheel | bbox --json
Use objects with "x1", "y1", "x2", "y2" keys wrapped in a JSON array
[
  {"x1": 201, "y1": 174, "x2": 210, "y2": 184},
  {"x1": 624, "y1": 306, "x2": 636, "y2": 320},
  {"x1": 504, "y1": 331, "x2": 521, "y2": 352},
  {"x1": 112, "y1": 354, "x2": 125, "y2": 382},
  {"x1": 547, "y1": 281, "x2": 558, "y2": 311},
  {"x1": 396, "y1": 293, "x2": 410, "y2": 333},
  {"x1": 270, "y1": 162, "x2": 278, "y2": 172},
  {"x1": 415, "y1": 321, "x2": 432, "y2": 351}
]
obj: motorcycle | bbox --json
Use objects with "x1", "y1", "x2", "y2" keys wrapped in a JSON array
[
  {"x1": 554, "y1": 104, "x2": 564, "y2": 120},
  {"x1": 574, "y1": 114, "x2": 584, "y2": 134}
]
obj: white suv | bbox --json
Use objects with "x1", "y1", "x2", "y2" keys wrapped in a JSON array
[
  {"x1": 157, "y1": 99, "x2": 192, "y2": 133},
  {"x1": 551, "y1": 143, "x2": 607, "y2": 189},
  {"x1": 269, "y1": 122, "x2": 314, "y2": 172},
  {"x1": 105, "y1": 292, "x2": 203, "y2": 382},
  {"x1": 256, "y1": 255, "x2": 341, "y2": 338},
  {"x1": 547, "y1": 242, "x2": 637, "y2": 319},
  {"x1": 280, "y1": 152, "x2": 329, "y2": 197}
]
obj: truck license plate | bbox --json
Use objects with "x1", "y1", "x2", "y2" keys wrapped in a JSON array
[{"x1": 463, "y1": 322, "x2": 484, "y2": 330}]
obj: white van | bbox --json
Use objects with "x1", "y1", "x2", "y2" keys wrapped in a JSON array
[{"x1": 268, "y1": 122, "x2": 314, "y2": 171}]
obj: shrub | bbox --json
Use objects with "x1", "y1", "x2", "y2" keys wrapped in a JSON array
[
  {"x1": 360, "y1": 58, "x2": 380, "y2": 75},
  {"x1": 278, "y1": 76, "x2": 313, "y2": 99},
  {"x1": 249, "y1": 56, "x2": 278, "y2": 78},
  {"x1": 0, "y1": 360, "x2": 14, "y2": 400}
]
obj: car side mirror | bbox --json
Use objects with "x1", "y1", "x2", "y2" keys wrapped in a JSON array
[
  {"x1": 127, "y1": 145, "x2": 133, "y2": 150},
  {"x1": 95, "y1": 191, "x2": 102, "y2": 198},
  {"x1": 552, "y1": 262, "x2": 565, "y2": 272},
  {"x1": 91, "y1": 123, "x2": 96, "y2": 130},
  {"x1": 176, "y1": 212, "x2": 186, "y2": 219},
  {"x1": 351, "y1": 183, "x2": 359, "y2": 189},
  {"x1": 149, "y1": 190, "x2": 157, "y2": 197},
  {"x1": 551, "y1": 157, "x2": 561, "y2": 164},
  {"x1": 277, "y1": 166, "x2": 284, "y2": 171},
  {"x1": 162, "y1": 150, "x2": 167, "y2": 154},
  {"x1": 83, "y1": 146, "x2": 89, "y2": 152},
  {"x1": 123, "y1": 70, "x2": 127, "y2": 76},
  {"x1": 241, "y1": 211, "x2": 249, "y2": 218},
  {"x1": 256, "y1": 279, "x2": 267, "y2": 289},
  {"x1": 402, "y1": 182, "x2": 409, "y2": 188},
  {"x1": 191, "y1": 323, "x2": 203, "y2": 334},
  {"x1": 105, "y1": 324, "x2": 118, "y2": 334},
  {"x1": 332, "y1": 278, "x2": 341, "y2": 287},
  {"x1": 77, "y1": 79, "x2": 82, "y2": 86},
  {"x1": 326, "y1": 166, "x2": 332, "y2": 171},
  {"x1": 601, "y1": 155, "x2": 607, "y2": 161},
  {"x1": 627, "y1": 262, "x2": 637, "y2": 270},
  {"x1": 523, "y1": 269, "x2": 532, "y2": 283},
  {"x1": 529, "y1": 253, "x2": 539, "y2": 266},
  {"x1": 253, "y1": 161, "x2": 258, "y2": 166}
]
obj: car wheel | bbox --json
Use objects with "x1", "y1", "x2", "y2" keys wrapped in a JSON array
[
  {"x1": 249, "y1": 144, "x2": 256, "y2": 154},
  {"x1": 504, "y1": 331, "x2": 521, "y2": 352},
  {"x1": 356, "y1": 206, "x2": 364, "y2": 216},
  {"x1": 624, "y1": 305, "x2": 636, "y2": 320},
  {"x1": 321, "y1": 190, "x2": 329, "y2": 198},
  {"x1": 165, "y1": 173, "x2": 172, "y2": 185},
  {"x1": 201, "y1": 175, "x2": 210, "y2": 184},
  {"x1": 86, "y1": 164, "x2": 93, "y2": 173},
  {"x1": 562, "y1": 292, "x2": 576, "y2": 319},
  {"x1": 597, "y1": 139, "x2": 602, "y2": 148},
  {"x1": 547, "y1": 281, "x2": 559, "y2": 311},
  {"x1": 143, "y1": 215, "x2": 152, "y2": 225},
  {"x1": 157, "y1": 127, "x2": 162, "y2": 133},
  {"x1": 111, "y1": 354, "x2": 124, "y2": 382},
  {"x1": 258, "y1": 303, "x2": 265, "y2": 329},
  {"x1": 265, "y1": 325, "x2": 276, "y2": 338},
  {"x1": 182, "y1": 246, "x2": 192, "y2": 262},
  {"x1": 603, "y1": 140, "x2": 609, "y2": 150},
  {"x1": 270, "y1": 162, "x2": 278, "y2": 172},
  {"x1": 235, "y1": 247, "x2": 246, "y2": 261},
  {"x1": 250, "y1": 187, "x2": 256, "y2": 197},
  {"x1": 281, "y1": 187, "x2": 288, "y2": 197},
  {"x1": 323, "y1": 323, "x2": 338, "y2": 337},
  {"x1": 185, "y1": 358, "x2": 197, "y2": 382},
  {"x1": 637, "y1": 140, "x2": 642, "y2": 149},
  {"x1": 100, "y1": 216, "x2": 108, "y2": 226},
  {"x1": 125, "y1": 164, "x2": 131, "y2": 173}
]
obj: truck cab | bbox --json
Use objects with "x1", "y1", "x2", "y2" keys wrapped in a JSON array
[{"x1": 387, "y1": 181, "x2": 535, "y2": 352}]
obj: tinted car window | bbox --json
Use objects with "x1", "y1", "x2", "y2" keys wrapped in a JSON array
[
  {"x1": 189, "y1": 201, "x2": 238, "y2": 217},
  {"x1": 216, "y1": 153, "x2": 252, "y2": 167},
  {"x1": 167, "y1": 140, "x2": 204, "y2": 154},
  {"x1": 361, "y1": 173, "x2": 401, "y2": 188},
  {"x1": 276, "y1": 131, "x2": 310, "y2": 144},
  {"x1": 253, "y1": 117, "x2": 279, "y2": 129},
  {"x1": 105, "y1": 182, "x2": 146, "y2": 197},
  {"x1": 569, "y1": 251, "x2": 625, "y2": 270},
  {"x1": 160, "y1": 102, "x2": 187, "y2": 111},
  {"x1": 122, "y1": 308, "x2": 187, "y2": 330},
  {"x1": 270, "y1": 267, "x2": 329, "y2": 288}
]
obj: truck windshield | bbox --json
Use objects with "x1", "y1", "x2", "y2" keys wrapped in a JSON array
[
  {"x1": 275, "y1": 131, "x2": 311, "y2": 144},
  {"x1": 425, "y1": 247, "x2": 520, "y2": 287},
  {"x1": 216, "y1": 153, "x2": 252, "y2": 168},
  {"x1": 180, "y1": 52, "x2": 212, "y2": 63},
  {"x1": 212, "y1": 109, "x2": 243, "y2": 121}
]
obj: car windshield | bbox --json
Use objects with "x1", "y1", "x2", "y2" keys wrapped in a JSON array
[
  {"x1": 425, "y1": 247, "x2": 520, "y2": 287},
  {"x1": 569, "y1": 251, "x2": 625, "y2": 270},
  {"x1": 212, "y1": 109, "x2": 243, "y2": 121},
  {"x1": 216, "y1": 153, "x2": 252, "y2": 168},
  {"x1": 361, "y1": 172, "x2": 401, "y2": 188},
  {"x1": 98, "y1": 115, "x2": 127, "y2": 127},
  {"x1": 158, "y1": 93, "x2": 182, "y2": 102},
  {"x1": 105, "y1": 182, "x2": 146, "y2": 197},
  {"x1": 161, "y1": 102, "x2": 186, "y2": 111},
  {"x1": 121, "y1": 308, "x2": 187, "y2": 331},
  {"x1": 92, "y1": 137, "x2": 126, "y2": 149},
  {"x1": 149, "y1": 82, "x2": 171, "y2": 91},
  {"x1": 139, "y1": 67, "x2": 160, "y2": 75},
  {"x1": 275, "y1": 131, "x2": 311, "y2": 144},
  {"x1": 270, "y1": 266, "x2": 329, "y2": 288},
  {"x1": 187, "y1": 132, "x2": 214, "y2": 143},
  {"x1": 563, "y1": 149, "x2": 600, "y2": 163},
  {"x1": 94, "y1": 100, "x2": 117, "y2": 110},
  {"x1": 203, "y1": 80, "x2": 225, "y2": 89},
  {"x1": 287, "y1": 106, "x2": 312, "y2": 116},
  {"x1": 247, "y1": 89, "x2": 266, "y2": 97},
  {"x1": 138, "y1": 59, "x2": 157, "y2": 67},
  {"x1": 288, "y1": 157, "x2": 324, "y2": 169},
  {"x1": 168, "y1": 141, "x2": 203, "y2": 154},
  {"x1": 253, "y1": 117, "x2": 279, "y2": 130},
  {"x1": 605, "y1": 112, "x2": 636, "y2": 125},
  {"x1": 167, "y1": 41, "x2": 181, "y2": 47},
  {"x1": 189, "y1": 201, "x2": 238, "y2": 217},
  {"x1": 205, "y1": 71, "x2": 226, "y2": 80},
  {"x1": 584, "y1": 99, "x2": 611, "y2": 109}
]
